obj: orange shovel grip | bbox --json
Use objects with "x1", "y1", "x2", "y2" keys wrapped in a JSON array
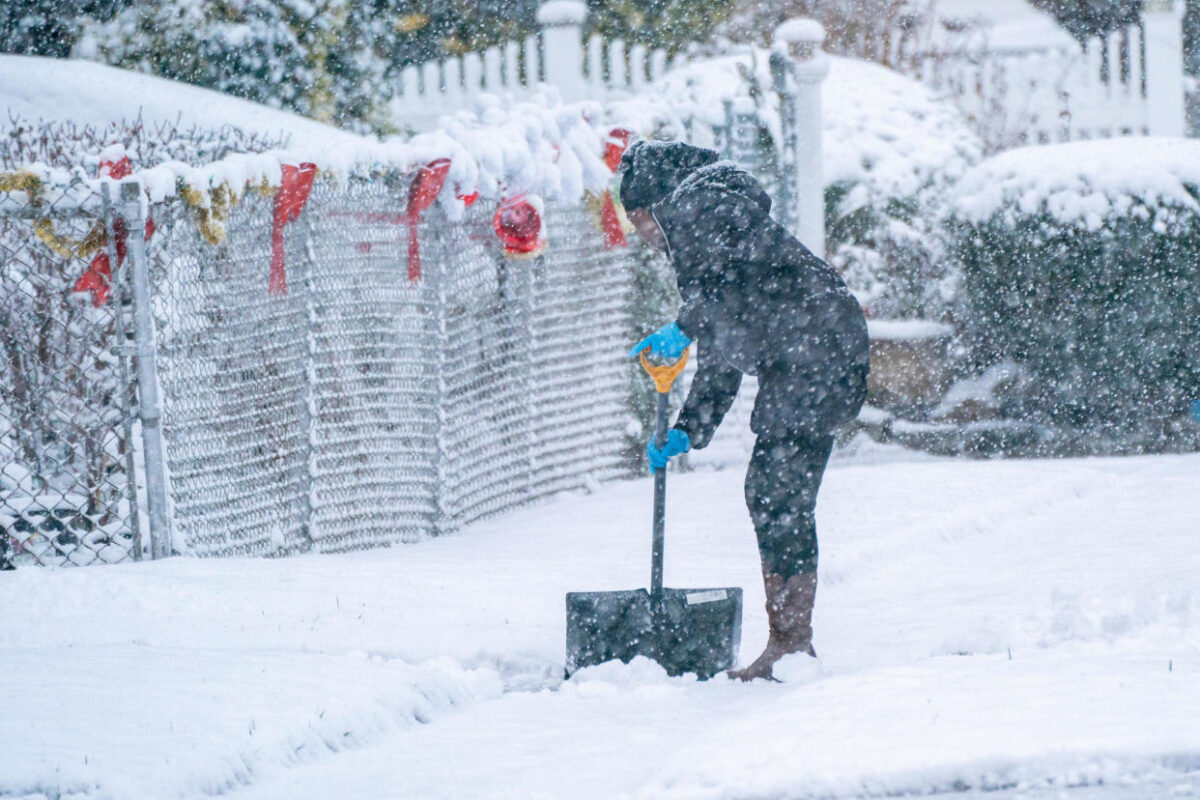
[{"x1": 638, "y1": 349, "x2": 690, "y2": 394}]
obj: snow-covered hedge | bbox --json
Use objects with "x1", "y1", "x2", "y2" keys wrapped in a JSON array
[
  {"x1": 611, "y1": 52, "x2": 983, "y2": 321},
  {"x1": 949, "y1": 138, "x2": 1200, "y2": 445}
]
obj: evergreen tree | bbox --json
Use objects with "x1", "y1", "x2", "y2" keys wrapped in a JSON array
[
  {"x1": 583, "y1": 0, "x2": 732, "y2": 54},
  {"x1": 0, "y1": 0, "x2": 126, "y2": 57},
  {"x1": 81, "y1": 1, "x2": 310, "y2": 115},
  {"x1": 78, "y1": 0, "x2": 410, "y2": 132},
  {"x1": 1028, "y1": 0, "x2": 1143, "y2": 40},
  {"x1": 390, "y1": 0, "x2": 729, "y2": 65}
]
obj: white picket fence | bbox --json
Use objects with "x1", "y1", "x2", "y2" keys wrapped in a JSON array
[
  {"x1": 391, "y1": 0, "x2": 1187, "y2": 156},
  {"x1": 391, "y1": 0, "x2": 677, "y2": 131},
  {"x1": 902, "y1": 2, "x2": 1186, "y2": 150}
]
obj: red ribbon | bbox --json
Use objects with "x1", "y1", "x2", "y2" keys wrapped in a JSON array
[
  {"x1": 406, "y1": 158, "x2": 451, "y2": 282},
  {"x1": 270, "y1": 163, "x2": 317, "y2": 295},
  {"x1": 72, "y1": 153, "x2": 154, "y2": 307},
  {"x1": 604, "y1": 128, "x2": 631, "y2": 172},
  {"x1": 599, "y1": 128, "x2": 631, "y2": 250}
]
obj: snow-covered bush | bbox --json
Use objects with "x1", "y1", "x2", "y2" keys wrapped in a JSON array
[
  {"x1": 949, "y1": 138, "x2": 1200, "y2": 447},
  {"x1": 823, "y1": 56, "x2": 982, "y2": 321},
  {"x1": 612, "y1": 53, "x2": 983, "y2": 321}
]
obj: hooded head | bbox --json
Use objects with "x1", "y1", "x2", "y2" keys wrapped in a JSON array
[{"x1": 617, "y1": 140, "x2": 719, "y2": 212}]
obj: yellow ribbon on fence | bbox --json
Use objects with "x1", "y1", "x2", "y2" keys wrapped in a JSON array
[
  {"x1": 179, "y1": 182, "x2": 238, "y2": 246},
  {"x1": 2, "y1": 170, "x2": 113, "y2": 261},
  {"x1": 32, "y1": 218, "x2": 109, "y2": 260},
  {"x1": 0, "y1": 170, "x2": 44, "y2": 201}
]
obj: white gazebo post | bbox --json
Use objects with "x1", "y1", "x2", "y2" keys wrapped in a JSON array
[
  {"x1": 537, "y1": 0, "x2": 588, "y2": 103},
  {"x1": 774, "y1": 18, "x2": 829, "y2": 257},
  {"x1": 1143, "y1": 0, "x2": 1186, "y2": 137}
]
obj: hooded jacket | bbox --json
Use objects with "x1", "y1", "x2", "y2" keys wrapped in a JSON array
[{"x1": 646, "y1": 157, "x2": 870, "y2": 445}]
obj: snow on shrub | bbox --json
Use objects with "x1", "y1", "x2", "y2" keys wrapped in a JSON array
[
  {"x1": 609, "y1": 52, "x2": 983, "y2": 320},
  {"x1": 0, "y1": 116, "x2": 287, "y2": 174},
  {"x1": 948, "y1": 137, "x2": 1200, "y2": 447},
  {"x1": 822, "y1": 56, "x2": 981, "y2": 321}
]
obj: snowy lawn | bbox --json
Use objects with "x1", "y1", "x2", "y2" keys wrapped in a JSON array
[{"x1": 2, "y1": 443, "x2": 1199, "y2": 799}]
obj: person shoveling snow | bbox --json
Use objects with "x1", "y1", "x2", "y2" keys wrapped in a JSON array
[{"x1": 621, "y1": 141, "x2": 870, "y2": 681}]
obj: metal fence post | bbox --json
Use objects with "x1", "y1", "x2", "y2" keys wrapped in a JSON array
[
  {"x1": 770, "y1": 49, "x2": 797, "y2": 234},
  {"x1": 120, "y1": 179, "x2": 172, "y2": 559},
  {"x1": 427, "y1": 222, "x2": 454, "y2": 537},
  {"x1": 521, "y1": 254, "x2": 538, "y2": 498},
  {"x1": 101, "y1": 182, "x2": 145, "y2": 561},
  {"x1": 298, "y1": 213, "x2": 319, "y2": 552}
]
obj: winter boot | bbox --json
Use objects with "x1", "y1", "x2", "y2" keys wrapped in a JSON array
[{"x1": 727, "y1": 572, "x2": 817, "y2": 681}]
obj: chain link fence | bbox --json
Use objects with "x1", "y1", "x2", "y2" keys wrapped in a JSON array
[
  {"x1": 141, "y1": 173, "x2": 635, "y2": 558},
  {"x1": 1, "y1": 146, "x2": 786, "y2": 566},
  {"x1": 0, "y1": 184, "x2": 142, "y2": 567}
]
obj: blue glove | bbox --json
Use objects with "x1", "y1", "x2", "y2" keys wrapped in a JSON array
[
  {"x1": 628, "y1": 321, "x2": 692, "y2": 360},
  {"x1": 1190, "y1": 399, "x2": 1200, "y2": 422},
  {"x1": 647, "y1": 429, "x2": 690, "y2": 473}
]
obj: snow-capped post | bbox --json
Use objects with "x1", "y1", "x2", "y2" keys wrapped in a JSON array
[
  {"x1": 537, "y1": 0, "x2": 588, "y2": 103},
  {"x1": 774, "y1": 18, "x2": 829, "y2": 258},
  {"x1": 114, "y1": 179, "x2": 172, "y2": 560},
  {"x1": 1143, "y1": 0, "x2": 1186, "y2": 137}
]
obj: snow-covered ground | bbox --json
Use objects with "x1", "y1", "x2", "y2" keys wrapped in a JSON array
[{"x1": 3, "y1": 441, "x2": 1198, "y2": 799}]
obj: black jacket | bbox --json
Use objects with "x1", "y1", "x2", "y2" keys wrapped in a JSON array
[{"x1": 652, "y1": 162, "x2": 870, "y2": 446}]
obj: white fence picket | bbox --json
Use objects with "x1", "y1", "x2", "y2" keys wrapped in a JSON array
[
  {"x1": 629, "y1": 43, "x2": 648, "y2": 90},
  {"x1": 587, "y1": 33, "x2": 604, "y2": 89},
  {"x1": 650, "y1": 48, "x2": 667, "y2": 82},
  {"x1": 500, "y1": 40, "x2": 517, "y2": 90},
  {"x1": 609, "y1": 38, "x2": 627, "y2": 90},
  {"x1": 525, "y1": 34, "x2": 541, "y2": 85},
  {"x1": 464, "y1": 52, "x2": 483, "y2": 98},
  {"x1": 484, "y1": 46, "x2": 502, "y2": 91}
]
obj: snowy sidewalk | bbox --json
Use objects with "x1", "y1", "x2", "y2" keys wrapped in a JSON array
[{"x1": 2, "y1": 446, "x2": 1199, "y2": 799}]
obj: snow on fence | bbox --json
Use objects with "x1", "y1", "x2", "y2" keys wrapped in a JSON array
[{"x1": 901, "y1": 2, "x2": 1185, "y2": 150}]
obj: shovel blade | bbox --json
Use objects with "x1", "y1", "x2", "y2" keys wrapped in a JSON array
[{"x1": 565, "y1": 587, "x2": 742, "y2": 680}]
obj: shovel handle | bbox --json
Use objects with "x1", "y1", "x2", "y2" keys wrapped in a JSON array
[
  {"x1": 638, "y1": 349, "x2": 689, "y2": 394},
  {"x1": 639, "y1": 352, "x2": 688, "y2": 599}
]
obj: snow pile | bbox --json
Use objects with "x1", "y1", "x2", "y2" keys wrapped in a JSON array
[{"x1": 952, "y1": 137, "x2": 1200, "y2": 230}]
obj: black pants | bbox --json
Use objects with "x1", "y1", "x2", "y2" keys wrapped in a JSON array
[{"x1": 744, "y1": 431, "x2": 835, "y2": 579}]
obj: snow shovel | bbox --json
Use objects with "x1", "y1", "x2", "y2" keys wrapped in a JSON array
[{"x1": 565, "y1": 349, "x2": 742, "y2": 680}]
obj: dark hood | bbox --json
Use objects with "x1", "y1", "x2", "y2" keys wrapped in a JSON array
[
  {"x1": 652, "y1": 162, "x2": 774, "y2": 267},
  {"x1": 617, "y1": 141, "x2": 719, "y2": 211}
]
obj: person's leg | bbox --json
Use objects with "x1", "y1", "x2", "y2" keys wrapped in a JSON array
[{"x1": 728, "y1": 431, "x2": 834, "y2": 681}]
